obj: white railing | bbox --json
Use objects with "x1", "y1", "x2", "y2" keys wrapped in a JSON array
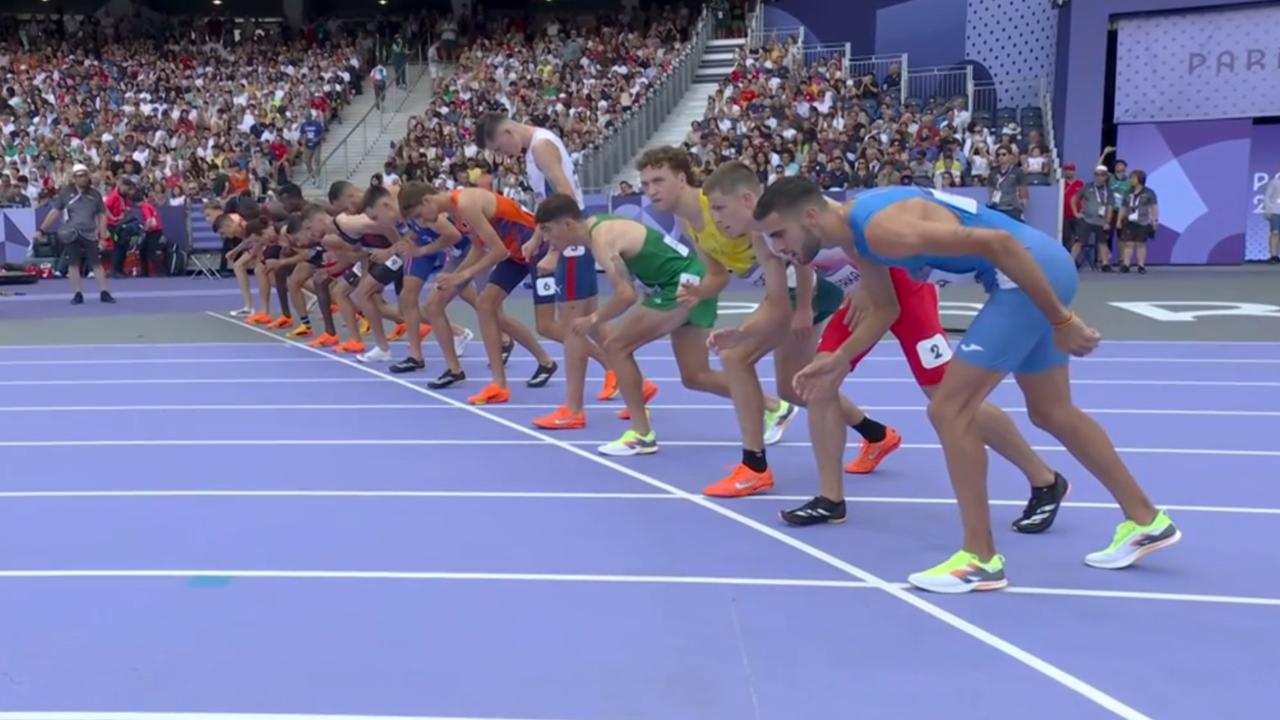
[
  {"x1": 749, "y1": 26, "x2": 805, "y2": 50},
  {"x1": 848, "y1": 53, "x2": 908, "y2": 105},
  {"x1": 905, "y1": 65, "x2": 971, "y2": 111}
]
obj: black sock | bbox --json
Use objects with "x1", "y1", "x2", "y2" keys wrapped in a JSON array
[
  {"x1": 299, "y1": 314, "x2": 311, "y2": 327},
  {"x1": 742, "y1": 448, "x2": 767, "y2": 473},
  {"x1": 852, "y1": 416, "x2": 888, "y2": 443}
]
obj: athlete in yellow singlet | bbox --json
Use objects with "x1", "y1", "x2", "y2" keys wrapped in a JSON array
[{"x1": 635, "y1": 147, "x2": 798, "y2": 477}]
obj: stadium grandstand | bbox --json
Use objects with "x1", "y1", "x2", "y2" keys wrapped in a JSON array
[{"x1": 1, "y1": 1, "x2": 1277, "y2": 719}]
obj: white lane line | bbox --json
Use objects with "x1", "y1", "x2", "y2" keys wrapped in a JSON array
[
  {"x1": 3, "y1": 377, "x2": 1280, "y2": 388},
  {"x1": 2, "y1": 489, "x2": 1274, "y2": 516},
  {"x1": 2, "y1": 568, "x2": 1277, "y2": 609},
  {"x1": 1, "y1": 402, "x2": 1277, "y2": 417},
  {"x1": 0, "y1": 378, "x2": 380, "y2": 386},
  {"x1": 0, "y1": 437, "x2": 1277, "y2": 456},
  {"x1": 209, "y1": 311, "x2": 1156, "y2": 720},
  {"x1": 0, "y1": 707, "x2": 565, "y2": 712},
  {"x1": 0, "y1": 358, "x2": 330, "y2": 366}
]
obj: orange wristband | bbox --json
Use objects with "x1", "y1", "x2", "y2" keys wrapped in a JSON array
[{"x1": 1052, "y1": 312, "x2": 1075, "y2": 330}]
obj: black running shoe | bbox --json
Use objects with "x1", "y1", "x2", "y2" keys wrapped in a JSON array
[
  {"x1": 71, "y1": 291, "x2": 84, "y2": 305},
  {"x1": 527, "y1": 361, "x2": 558, "y2": 388},
  {"x1": 389, "y1": 357, "x2": 425, "y2": 374},
  {"x1": 1101, "y1": 264, "x2": 1113, "y2": 273},
  {"x1": 1137, "y1": 265, "x2": 1147, "y2": 274},
  {"x1": 426, "y1": 369, "x2": 466, "y2": 389},
  {"x1": 501, "y1": 338, "x2": 515, "y2": 366},
  {"x1": 1012, "y1": 472, "x2": 1070, "y2": 534},
  {"x1": 1120, "y1": 264, "x2": 1131, "y2": 274},
  {"x1": 780, "y1": 496, "x2": 847, "y2": 526},
  {"x1": 100, "y1": 290, "x2": 116, "y2": 304}
]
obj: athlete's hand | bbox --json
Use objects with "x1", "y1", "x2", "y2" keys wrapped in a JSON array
[
  {"x1": 676, "y1": 280, "x2": 703, "y2": 308},
  {"x1": 435, "y1": 272, "x2": 465, "y2": 294},
  {"x1": 841, "y1": 287, "x2": 868, "y2": 331},
  {"x1": 707, "y1": 328, "x2": 743, "y2": 352},
  {"x1": 521, "y1": 237, "x2": 542, "y2": 262},
  {"x1": 1053, "y1": 313, "x2": 1101, "y2": 357},
  {"x1": 264, "y1": 259, "x2": 280, "y2": 272},
  {"x1": 369, "y1": 248, "x2": 394, "y2": 263},
  {"x1": 536, "y1": 255, "x2": 557, "y2": 275},
  {"x1": 791, "y1": 303, "x2": 813, "y2": 341},
  {"x1": 570, "y1": 314, "x2": 597, "y2": 337},
  {"x1": 792, "y1": 354, "x2": 845, "y2": 404}
]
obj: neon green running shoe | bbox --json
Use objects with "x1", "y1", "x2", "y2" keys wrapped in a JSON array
[
  {"x1": 908, "y1": 550, "x2": 1009, "y2": 594},
  {"x1": 597, "y1": 430, "x2": 658, "y2": 457},
  {"x1": 763, "y1": 400, "x2": 799, "y2": 446},
  {"x1": 1085, "y1": 510, "x2": 1181, "y2": 570}
]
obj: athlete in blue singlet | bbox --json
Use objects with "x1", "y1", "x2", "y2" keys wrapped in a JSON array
[{"x1": 753, "y1": 178, "x2": 1180, "y2": 594}]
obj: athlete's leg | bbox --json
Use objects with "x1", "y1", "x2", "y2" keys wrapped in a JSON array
[
  {"x1": 356, "y1": 274, "x2": 391, "y2": 352},
  {"x1": 398, "y1": 275, "x2": 427, "y2": 363},
  {"x1": 311, "y1": 272, "x2": 339, "y2": 338},
  {"x1": 274, "y1": 265, "x2": 293, "y2": 319},
  {"x1": 287, "y1": 263, "x2": 311, "y2": 326},
  {"x1": 560, "y1": 298, "x2": 607, "y2": 414},
  {"x1": 332, "y1": 276, "x2": 363, "y2": 346},
  {"x1": 253, "y1": 262, "x2": 272, "y2": 317},
  {"x1": 475, "y1": 283, "x2": 515, "y2": 390},
  {"x1": 602, "y1": 305, "x2": 691, "y2": 438},
  {"x1": 423, "y1": 283, "x2": 463, "y2": 374},
  {"x1": 232, "y1": 252, "x2": 255, "y2": 313}
]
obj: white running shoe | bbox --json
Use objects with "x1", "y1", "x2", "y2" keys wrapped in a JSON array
[
  {"x1": 230, "y1": 307, "x2": 253, "y2": 318},
  {"x1": 454, "y1": 327, "x2": 474, "y2": 357},
  {"x1": 1084, "y1": 510, "x2": 1181, "y2": 569},
  {"x1": 357, "y1": 347, "x2": 392, "y2": 363}
]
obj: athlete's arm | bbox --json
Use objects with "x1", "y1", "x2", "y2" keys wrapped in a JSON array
[
  {"x1": 412, "y1": 214, "x2": 463, "y2": 257},
  {"x1": 335, "y1": 213, "x2": 402, "y2": 245},
  {"x1": 753, "y1": 234, "x2": 791, "y2": 309},
  {"x1": 791, "y1": 261, "x2": 816, "y2": 331},
  {"x1": 829, "y1": 258, "x2": 898, "y2": 364},
  {"x1": 531, "y1": 140, "x2": 576, "y2": 198},
  {"x1": 588, "y1": 234, "x2": 637, "y2": 325},
  {"x1": 682, "y1": 240, "x2": 730, "y2": 304},
  {"x1": 870, "y1": 211, "x2": 1071, "y2": 326},
  {"x1": 454, "y1": 196, "x2": 511, "y2": 282}
]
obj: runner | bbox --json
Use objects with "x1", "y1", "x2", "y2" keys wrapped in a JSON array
[
  {"x1": 696, "y1": 160, "x2": 883, "y2": 497},
  {"x1": 478, "y1": 112, "x2": 616, "y2": 429},
  {"x1": 635, "y1": 147, "x2": 792, "y2": 433},
  {"x1": 214, "y1": 212, "x2": 262, "y2": 318},
  {"x1": 398, "y1": 182, "x2": 558, "y2": 404},
  {"x1": 753, "y1": 177, "x2": 1179, "y2": 593},
  {"x1": 350, "y1": 185, "x2": 415, "y2": 363},
  {"x1": 535, "y1": 194, "x2": 755, "y2": 456}
]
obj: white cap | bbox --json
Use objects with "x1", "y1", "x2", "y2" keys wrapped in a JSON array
[
  {"x1": 1095, "y1": 165, "x2": 1110, "y2": 174},
  {"x1": 72, "y1": 163, "x2": 90, "y2": 175}
]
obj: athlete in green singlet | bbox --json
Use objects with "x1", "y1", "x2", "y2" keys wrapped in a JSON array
[{"x1": 536, "y1": 194, "x2": 731, "y2": 456}]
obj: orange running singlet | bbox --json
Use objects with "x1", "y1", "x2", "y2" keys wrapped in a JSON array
[{"x1": 449, "y1": 188, "x2": 536, "y2": 263}]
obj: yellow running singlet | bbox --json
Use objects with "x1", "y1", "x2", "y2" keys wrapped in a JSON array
[{"x1": 682, "y1": 192, "x2": 757, "y2": 276}]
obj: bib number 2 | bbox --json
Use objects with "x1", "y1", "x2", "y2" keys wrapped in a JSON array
[{"x1": 915, "y1": 333, "x2": 953, "y2": 370}]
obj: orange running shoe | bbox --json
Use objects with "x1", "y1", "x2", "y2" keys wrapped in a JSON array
[
  {"x1": 844, "y1": 427, "x2": 903, "y2": 474},
  {"x1": 308, "y1": 333, "x2": 340, "y2": 348},
  {"x1": 617, "y1": 380, "x2": 659, "y2": 420},
  {"x1": 268, "y1": 316, "x2": 292, "y2": 330},
  {"x1": 358, "y1": 317, "x2": 371, "y2": 336},
  {"x1": 468, "y1": 383, "x2": 511, "y2": 405},
  {"x1": 532, "y1": 406, "x2": 586, "y2": 430},
  {"x1": 329, "y1": 304, "x2": 339, "y2": 314},
  {"x1": 703, "y1": 464, "x2": 775, "y2": 498},
  {"x1": 597, "y1": 370, "x2": 619, "y2": 401},
  {"x1": 245, "y1": 312, "x2": 272, "y2": 325},
  {"x1": 335, "y1": 339, "x2": 367, "y2": 354},
  {"x1": 387, "y1": 322, "x2": 408, "y2": 341},
  {"x1": 287, "y1": 324, "x2": 314, "y2": 339},
  {"x1": 419, "y1": 324, "x2": 433, "y2": 338}
]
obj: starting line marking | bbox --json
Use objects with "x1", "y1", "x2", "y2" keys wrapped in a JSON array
[
  {"x1": 210, "y1": 313, "x2": 1153, "y2": 720},
  {"x1": 0, "y1": 569, "x2": 1276, "y2": 609},
  {"x1": 3, "y1": 376, "x2": 1279, "y2": 387},
  {"x1": 0, "y1": 489, "x2": 1273, "y2": 516},
  {"x1": 0, "y1": 713, "x2": 565, "y2": 720}
]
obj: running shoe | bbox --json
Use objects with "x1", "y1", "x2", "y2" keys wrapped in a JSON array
[
  {"x1": 500, "y1": 337, "x2": 515, "y2": 365},
  {"x1": 100, "y1": 291, "x2": 116, "y2": 304},
  {"x1": 357, "y1": 347, "x2": 392, "y2": 363},
  {"x1": 1012, "y1": 473, "x2": 1070, "y2": 534},
  {"x1": 387, "y1": 322, "x2": 408, "y2": 341},
  {"x1": 419, "y1": 324, "x2": 433, "y2": 339},
  {"x1": 844, "y1": 426, "x2": 902, "y2": 474},
  {"x1": 1084, "y1": 510, "x2": 1180, "y2": 570},
  {"x1": 358, "y1": 317, "x2": 372, "y2": 336},
  {"x1": 527, "y1": 361, "x2": 559, "y2": 388},
  {"x1": 763, "y1": 401, "x2": 798, "y2": 446},
  {"x1": 308, "y1": 333, "x2": 340, "y2": 348},
  {"x1": 268, "y1": 316, "x2": 292, "y2": 330},
  {"x1": 597, "y1": 429, "x2": 657, "y2": 456},
  {"x1": 908, "y1": 550, "x2": 1008, "y2": 594},
  {"x1": 71, "y1": 292, "x2": 84, "y2": 305},
  {"x1": 427, "y1": 369, "x2": 466, "y2": 389},
  {"x1": 532, "y1": 406, "x2": 586, "y2": 430},
  {"x1": 453, "y1": 327, "x2": 473, "y2": 356},
  {"x1": 597, "y1": 370, "x2": 619, "y2": 401},
  {"x1": 780, "y1": 496, "x2": 847, "y2": 526},
  {"x1": 287, "y1": 324, "x2": 314, "y2": 339},
  {"x1": 334, "y1": 339, "x2": 366, "y2": 354},
  {"x1": 468, "y1": 383, "x2": 511, "y2": 405},
  {"x1": 390, "y1": 357, "x2": 425, "y2": 374},
  {"x1": 617, "y1": 381, "x2": 659, "y2": 420},
  {"x1": 230, "y1": 307, "x2": 253, "y2": 318},
  {"x1": 246, "y1": 312, "x2": 273, "y2": 325},
  {"x1": 704, "y1": 464, "x2": 774, "y2": 498}
]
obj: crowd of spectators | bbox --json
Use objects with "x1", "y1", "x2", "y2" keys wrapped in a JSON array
[
  {"x1": 383, "y1": 5, "x2": 696, "y2": 201},
  {"x1": 0, "y1": 13, "x2": 393, "y2": 211},
  {"x1": 680, "y1": 38, "x2": 1055, "y2": 207}
]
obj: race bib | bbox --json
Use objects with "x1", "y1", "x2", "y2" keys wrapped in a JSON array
[
  {"x1": 383, "y1": 255, "x2": 404, "y2": 271},
  {"x1": 915, "y1": 333, "x2": 953, "y2": 370},
  {"x1": 785, "y1": 264, "x2": 798, "y2": 289},
  {"x1": 918, "y1": 267, "x2": 974, "y2": 288},
  {"x1": 994, "y1": 270, "x2": 1018, "y2": 290},
  {"x1": 662, "y1": 234, "x2": 691, "y2": 257},
  {"x1": 820, "y1": 264, "x2": 861, "y2": 290},
  {"x1": 535, "y1": 276, "x2": 558, "y2": 297},
  {"x1": 679, "y1": 272, "x2": 702, "y2": 287},
  {"x1": 563, "y1": 244, "x2": 586, "y2": 258}
]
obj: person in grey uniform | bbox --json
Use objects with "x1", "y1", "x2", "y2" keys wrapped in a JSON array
[
  {"x1": 1117, "y1": 169, "x2": 1158, "y2": 274},
  {"x1": 987, "y1": 144, "x2": 1027, "y2": 220},
  {"x1": 36, "y1": 164, "x2": 116, "y2": 305},
  {"x1": 1070, "y1": 166, "x2": 1115, "y2": 269}
]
